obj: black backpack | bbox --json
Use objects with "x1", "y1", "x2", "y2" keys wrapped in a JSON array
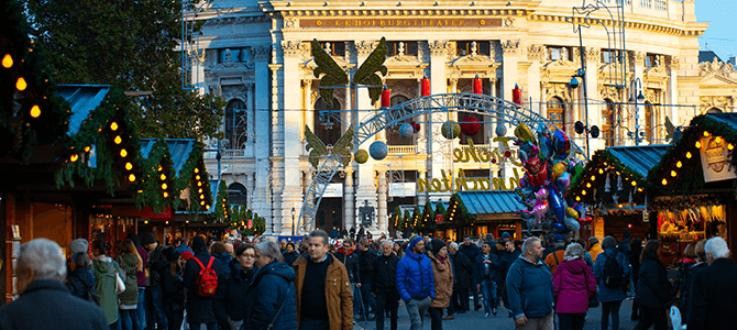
[{"x1": 602, "y1": 253, "x2": 625, "y2": 289}]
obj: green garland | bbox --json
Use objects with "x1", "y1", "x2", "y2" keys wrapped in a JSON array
[
  {"x1": 647, "y1": 114, "x2": 737, "y2": 193},
  {"x1": 569, "y1": 148, "x2": 649, "y2": 204},
  {"x1": 213, "y1": 180, "x2": 229, "y2": 223},
  {"x1": 173, "y1": 142, "x2": 211, "y2": 211},
  {"x1": 55, "y1": 88, "x2": 141, "y2": 195},
  {"x1": 134, "y1": 139, "x2": 175, "y2": 212}
]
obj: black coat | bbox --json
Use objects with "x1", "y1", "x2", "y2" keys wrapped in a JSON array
[
  {"x1": 183, "y1": 252, "x2": 216, "y2": 323},
  {"x1": 358, "y1": 250, "x2": 376, "y2": 284},
  {"x1": 0, "y1": 279, "x2": 108, "y2": 330},
  {"x1": 451, "y1": 252, "x2": 473, "y2": 289},
  {"x1": 243, "y1": 262, "x2": 297, "y2": 330},
  {"x1": 283, "y1": 251, "x2": 300, "y2": 267},
  {"x1": 636, "y1": 257, "x2": 672, "y2": 308},
  {"x1": 336, "y1": 251, "x2": 361, "y2": 283},
  {"x1": 147, "y1": 246, "x2": 168, "y2": 287},
  {"x1": 67, "y1": 267, "x2": 95, "y2": 301},
  {"x1": 681, "y1": 262, "x2": 707, "y2": 324},
  {"x1": 459, "y1": 244, "x2": 481, "y2": 265},
  {"x1": 160, "y1": 266, "x2": 185, "y2": 311},
  {"x1": 226, "y1": 260, "x2": 256, "y2": 322},
  {"x1": 372, "y1": 253, "x2": 399, "y2": 296},
  {"x1": 688, "y1": 258, "x2": 737, "y2": 330}
]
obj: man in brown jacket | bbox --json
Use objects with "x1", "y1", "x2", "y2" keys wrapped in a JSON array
[{"x1": 294, "y1": 229, "x2": 353, "y2": 330}]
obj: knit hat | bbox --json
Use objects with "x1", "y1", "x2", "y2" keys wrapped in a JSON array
[
  {"x1": 140, "y1": 232, "x2": 156, "y2": 246},
  {"x1": 430, "y1": 239, "x2": 446, "y2": 256},
  {"x1": 406, "y1": 235, "x2": 424, "y2": 254},
  {"x1": 70, "y1": 238, "x2": 88, "y2": 255},
  {"x1": 588, "y1": 236, "x2": 599, "y2": 246}
]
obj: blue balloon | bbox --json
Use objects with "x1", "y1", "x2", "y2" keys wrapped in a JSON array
[
  {"x1": 369, "y1": 141, "x2": 388, "y2": 160},
  {"x1": 565, "y1": 217, "x2": 581, "y2": 232},
  {"x1": 556, "y1": 172, "x2": 572, "y2": 191},
  {"x1": 398, "y1": 123, "x2": 414, "y2": 138},
  {"x1": 552, "y1": 222, "x2": 567, "y2": 233},
  {"x1": 539, "y1": 135, "x2": 552, "y2": 160},
  {"x1": 548, "y1": 188, "x2": 567, "y2": 224}
]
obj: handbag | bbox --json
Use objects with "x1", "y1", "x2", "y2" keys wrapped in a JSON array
[{"x1": 115, "y1": 272, "x2": 126, "y2": 295}]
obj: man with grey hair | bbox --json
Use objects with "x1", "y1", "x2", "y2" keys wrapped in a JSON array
[
  {"x1": 0, "y1": 238, "x2": 108, "y2": 329},
  {"x1": 688, "y1": 237, "x2": 737, "y2": 330},
  {"x1": 372, "y1": 239, "x2": 399, "y2": 330},
  {"x1": 506, "y1": 237, "x2": 554, "y2": 330}
]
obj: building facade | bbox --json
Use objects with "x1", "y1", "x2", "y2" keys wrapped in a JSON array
[{"x1": 188, "y1": 0, "x2": 737, "y2": 235}]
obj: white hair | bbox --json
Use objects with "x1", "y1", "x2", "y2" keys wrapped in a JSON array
[
  {"x1": 255, "y1": 241, "x2": 284, "y2": 262},
  {"x1": 564, "y1": 243, "x2": 585, "y2": 259},
  {"x1": 705, "y1": 237, "x2": 730, "y2": 259},
  {"x1": 18, "y1": 238, "x2": 67, "y2": 281},
  {"x1": 382, "y1": 240, "x2": 394, "y2": 248},
  {"x1": 522, "y1": 237, "x2": 541, "y2": 254},
  {"x1": 449, "y1": 242, "x2": 459, "y2": 251}
]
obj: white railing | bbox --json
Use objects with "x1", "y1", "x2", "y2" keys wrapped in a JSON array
[{"x1": 388, "y1": 145, "x2": 418, "y2": 154}]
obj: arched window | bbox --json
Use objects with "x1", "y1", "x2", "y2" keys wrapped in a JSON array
[
  {"x1": 546, "y1": 97, "x2": 566, "y2": 131},
  {"x1": 386, "y1": 95, "x2": 416, "y2": 146},
  {"x1": 225, "y1": 99, "x2": 247, "y2": 150},
  {"x1": 314, "y1": 97, "x2": 342, "y2": 145},
  {"x1": 603, "y1": 99, "x2": 616, "y2": 147},
  {"x1": 707, "y1": 107, "x2": 723, "y2": 114},
  {"x1": 227, "y1": 183, "x2": 248, "y2": 208}
]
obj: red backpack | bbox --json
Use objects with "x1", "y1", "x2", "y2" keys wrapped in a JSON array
[{"x1": 192, "y1": 256, "x2": 218, "y2": 297}]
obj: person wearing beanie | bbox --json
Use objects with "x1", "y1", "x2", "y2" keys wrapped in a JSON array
[
  {"x1": 428, "y1": 239, "x2": 453, "y2": 330},
  {"x1": 475, "y1": 241, "x2": 501, "y2": 318},
  {"x1": 396, "y1": 236, "x2": 435, "y2": 330},
  {"x1": 70, "y1": 238, "x2": 89, "y2": 255},
  {"x1": 142, "y1": 232, "x2": 168, "y2": 329},
  {"x1": 588, "y1": 237, "x2": 603, "y2": 263},
  {"x1": 183, "y1": 236, "x2": 217, "y2": 329}
]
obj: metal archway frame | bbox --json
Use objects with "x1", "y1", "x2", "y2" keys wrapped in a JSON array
[{"x1": 298, "y1": 93, "x2": 582, "y2": 232}]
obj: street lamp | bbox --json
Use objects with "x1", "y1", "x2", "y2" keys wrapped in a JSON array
[
  {"x1": 630, "y1": 78, "x2": 645, "y2": 145},
  {"x1": 291, "y1": 207, "x2": 296, "y2": 236}
]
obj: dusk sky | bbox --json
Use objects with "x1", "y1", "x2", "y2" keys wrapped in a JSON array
[{"x1": 696, "y1": 0, "x2": 736, "y2": 60}]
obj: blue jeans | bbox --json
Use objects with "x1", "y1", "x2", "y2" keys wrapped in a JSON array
[
  {"x1": 149, "y1": 286, "x2": 168, "y2": 329},
  {"x1": 119, "y1": 309, "x2": 138, "y2": 330},
  {"x1": 480, "y1": 278, "x2": 497, "y2": 314},
  {"x1": 300, "y1": 319, "x2": 330, "y2": 330},
  {"x1": 136, "y1": 288, "x2": 146, "y2": 330},
  {"x1": 405, "y1": 297, "x2": 431, "y2": 330}
]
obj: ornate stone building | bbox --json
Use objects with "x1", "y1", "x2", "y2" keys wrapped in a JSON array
[{"x1": 188, "y1": 0, "x2": 737, "y2": 235}]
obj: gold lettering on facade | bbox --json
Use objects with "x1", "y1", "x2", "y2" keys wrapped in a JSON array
[{"x1": 299, "y1": 18, "x2": 502, "y2": 29}]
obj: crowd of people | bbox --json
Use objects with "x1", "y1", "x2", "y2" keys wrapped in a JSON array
[{"x1": 0, "y1": 229, "x2": 736, "y2": 330}]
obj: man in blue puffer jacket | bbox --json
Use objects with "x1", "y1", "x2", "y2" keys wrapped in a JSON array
[
  {"x1": 506, "y1": 237, "x2": 554, "y2": 330},
  {"x1": 396, "y1": 236, "x2": 435, "y2": 330}
]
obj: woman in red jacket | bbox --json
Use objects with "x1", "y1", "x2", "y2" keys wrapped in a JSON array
[{"x1": 553, "y1": 243, "x2": 597, "y2": 330}]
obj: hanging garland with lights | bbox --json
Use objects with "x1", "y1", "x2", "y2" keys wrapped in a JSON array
[
  {"x1": 213, "y1": 180, "x2": 229, "y2": 223},
  {"x1": 648, "y1": 114, "x2": 737, "y2": 193},
  {"x1": 55, "y1": 88, "x2": 142, "y2": 194},
  {"x1": 1, "y1": 0, "x2": 70, "y2": 159},
  {"x1": 174, "y1": 142, "x2": 212, "y2": 212},
  {"x1": 134, "y1": 139, "x2": 176, "y2": 212},
  {"x1": 569, "y1": 149, "x2": 649, "y2": 205}
]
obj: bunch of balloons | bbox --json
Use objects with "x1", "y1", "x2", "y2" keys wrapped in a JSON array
[{"x1": 514, "y1": 122, "x2": 585, "y2": 237}]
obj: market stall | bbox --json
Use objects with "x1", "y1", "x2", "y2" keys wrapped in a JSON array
[
  {"x1": 447, "y1": 191, "x2": 525, "y2": 240},
  {"x1": 569, "y1": 145, "x2": 670, "y2": 242},
  {"x1": 647, "y1": 113, "x2": 737, "y2": 263}
]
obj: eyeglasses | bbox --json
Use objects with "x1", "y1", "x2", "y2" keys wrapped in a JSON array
[{"x1": 240, "y1": 253, "x2": 255, "y2": 259}]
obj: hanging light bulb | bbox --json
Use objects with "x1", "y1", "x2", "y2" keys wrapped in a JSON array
[
  {"x1": 125, "y1": 162, "x2": 133, "y2": 171},
  {"x1": 676, "y1": 161, "x2": 683, "y2": 168},
  {"x1": 197, "y1": 181, "x2": 202, "y2": 187},
  {"x1": 729, "y1": 144, "x2": 735, "y2": 151},
  {"x1": 114, "y1": 136, "x2": 122, "y2": 144},
  {"x1": 686, "y1": 152, "x2": 692, "y2": 159},
  {"x1": 598, "y1": 168, "x2": 604, "y2": 174},
  {"x1": 29, "y1": 105, "x2": 41, "y2": 118},
  {"x1": 703, "y1": 131, "x2": 710, "y2": 137},
  {"x1": 590, "y1": 175, "x2": 596, "y2": 181},
  {"x1": 1, "y1": 54, "x2": 13, "y2": 68},
  {"x1": 160, "y1": 173, "x2": 166, "y2": 181},
  {"x1": 575, "y1": 196, "x2": 581, "y2": 202},
  {"x1": 661, "y1": 178, "x2": 668, "y2": 186},
  {"x1": 157, "y1": 165, "x2": 163, "y2": 172},
  {"x1": 110, "y1": 121, "x2": 119, "y2": 131},
  {"x1": 195, "y1": 175, "x2": 201, "y2": 181},
  {"x1": 581, "y1": 189, "x2": 587, "y2": 196},
  {"x1": 15, "y1": 77, "x2": 27, "y2": 91},
  {"x1": 161, "y1": 183, "x2": 168, "y2": 190},
  {"x1": 84, "y1": 146, "x2": 91, "y2": 153},
  {"x1": 163, "y1": 192, "x2": 169, "y2": 198},
  {"x1": 670, "y1": 170, "x2": 677, "y2": 177},
  {"x1": 631, "y1": 180, "x2": 637, "y2": 187},
  {"x1": 194, "y1": 168, "x2": 200, "y2": 174},
  {"x1": 695, "y1": 141, "x2": 701, "y2": 148},
  {"x1": 586, "y1": 183, "x2": 592, "y2": 188},
  {"x1": 70, "y1": 154, "x2": 79, "y2": 162},
  {"x1": 128, "y1": 174, "x2": 136, "y2": 183},
  {"x1": 119, "y1": 149, "x2": 128, "y2": 158},
  {"x1": 715, "y1": 136, "x2": 723, "y2": 144},
  {"x1": 198, "y1": 188, "x2": 203, "y2": 194}
]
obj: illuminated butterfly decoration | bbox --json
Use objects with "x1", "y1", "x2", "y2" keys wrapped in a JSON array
[{"x1": 304, "y1": 126, "x2": 354, "y2": 168}]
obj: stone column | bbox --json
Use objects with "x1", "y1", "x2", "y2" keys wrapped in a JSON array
[
  {"x1": 669, "y1": 57, "x2": 680, "y2": 126},
  {"x1": 279, "y1": 40, "x2": 307, "y2": 234},
  {"x1": 585, "y1": 47, "x2": 604, "y2": 152},
  {"x1": 252, "y1": 45, "x2": 272, "y2": 229},
  {"x1": 501, "y1": 40, "x2": 521, "y2": 102},
  {"x1": 428, "y1": 40, "x2": 451, "y2": 200},
  {"x1": 377, "y1": 169, "x2": 388, "y2": 234},
  {"x1": 353, "y1": 40, "x2": 379, "y2": 230},
  {"x1": 343, "y1": 167, "x2": 354, "y2": 230}
]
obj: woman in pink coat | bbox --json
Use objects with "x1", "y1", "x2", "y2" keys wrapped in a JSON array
[{"x1": 553, "y1": 242, "x2": 597, "y2": 330}]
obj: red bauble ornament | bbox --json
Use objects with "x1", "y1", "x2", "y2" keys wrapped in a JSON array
[
  {"x1": 412, "y1": 122, "x2": 421, "y2": 133},
  {"x1": 460, "y1": 116, "x2": 481, "y2": 136},
  {"x1": 504, "y1": 150, "x2": 512, "y2": 158},
  {"x1": 473, "y1": 75, "x2": 483, "y2": 94},
  {"x1": 512, "y1": 83, "x2": 522, "y2": 105}
]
